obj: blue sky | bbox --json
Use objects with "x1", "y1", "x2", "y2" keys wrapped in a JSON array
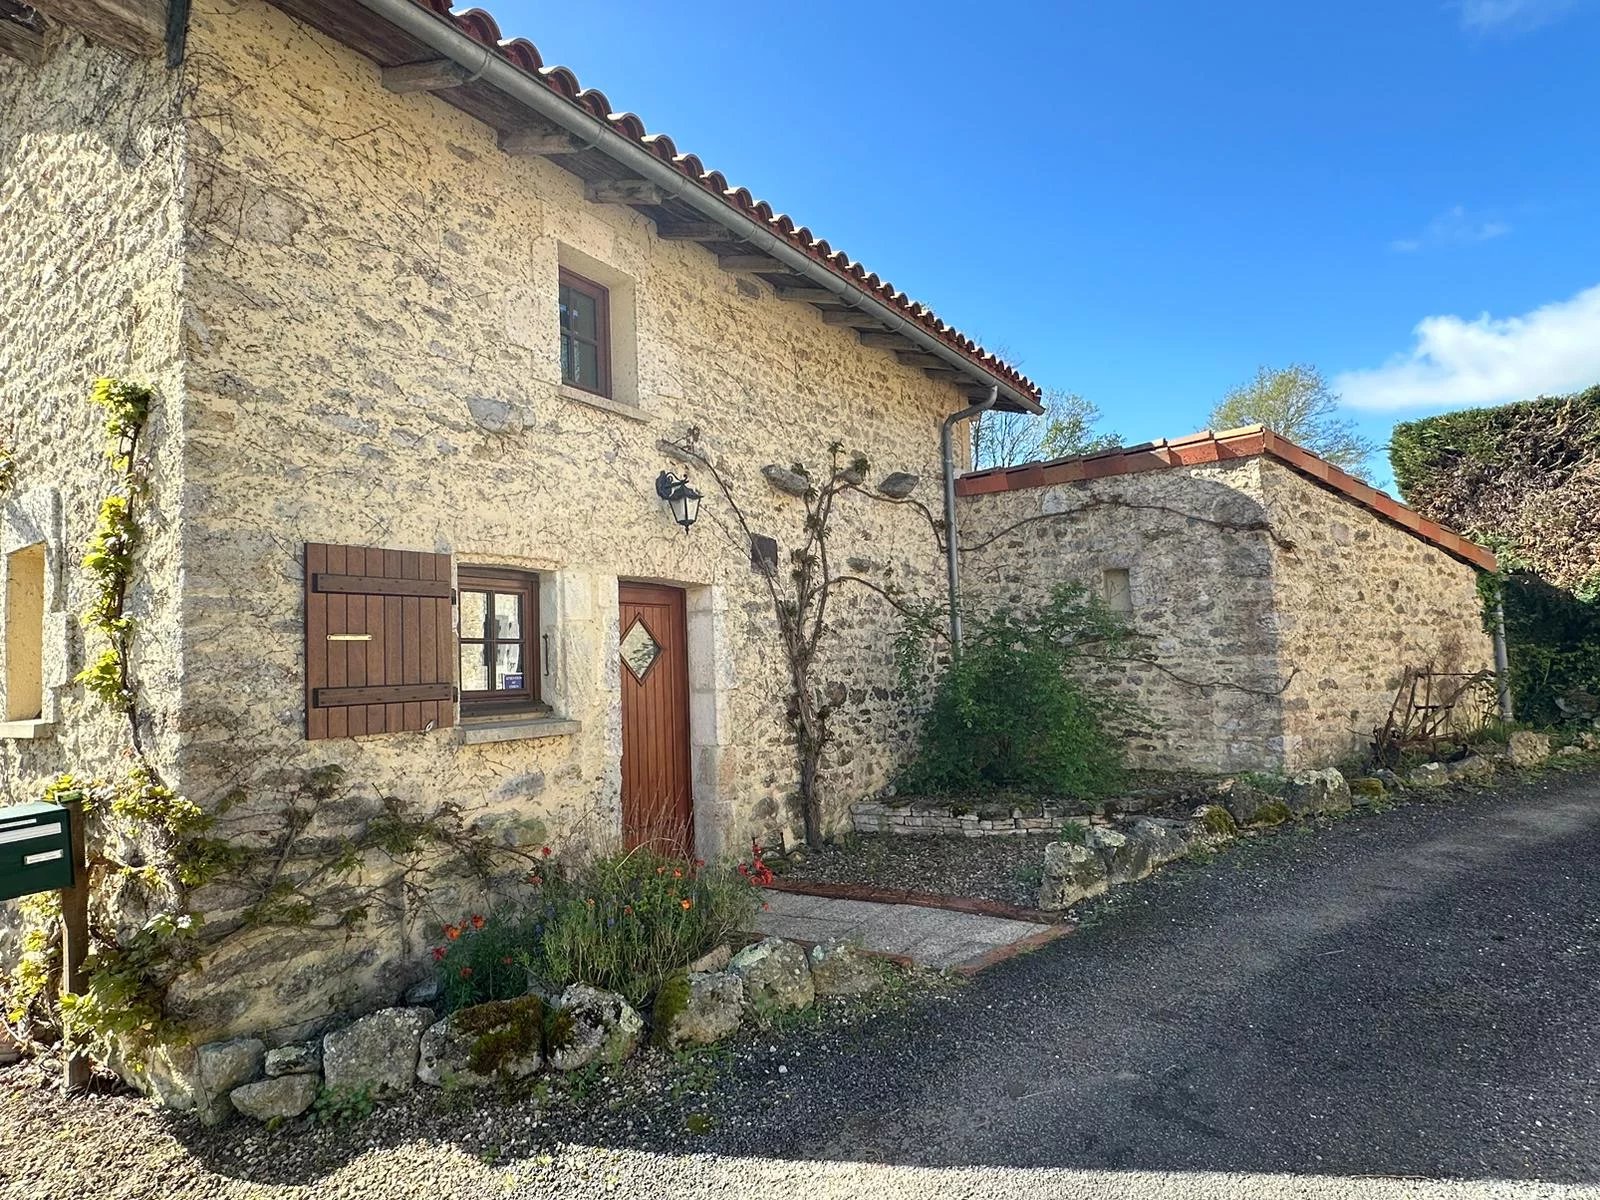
[{"x1": 495, "y1": 0, "x2": 1599, "y2": 486}]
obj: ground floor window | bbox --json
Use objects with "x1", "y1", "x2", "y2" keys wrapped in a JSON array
[{"x1": 458, "y1": 567, "x2": 542, "y2": 716}]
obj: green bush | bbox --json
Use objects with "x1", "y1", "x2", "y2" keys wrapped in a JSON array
[
  {"x1": 434, "y1": 847, "x2": 760, "y2": 1011},
  {"x1": 898, "y1": 584, "x2": 1133, "y2": 798}
]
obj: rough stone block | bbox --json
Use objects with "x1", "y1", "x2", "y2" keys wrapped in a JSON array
[
  {"x1": 322, "y1": 1007, "x2": 433, "y2": 1098},
  {"x1": 548, "y1": 984, "x2": 644, "y2": 1071},
  {"x1": 729, "y1": 937, "x2": 815, "y2": 1013},
  {"x1": 654, "y1": 970, "x2": 743, "y2": 1050},
  {"x1": 1038, "y1": 841, "x2": 1109, "y2": 911},
  {"x1": 1286, "y1": 768, "x2": 1352, "y2": 816},
  {"x1": 1508, "y1": 730, "x2": 1552, "y2": 769},
  {"x1": 230, "y1": 1074, "x2": 319, "y2": 1123}
]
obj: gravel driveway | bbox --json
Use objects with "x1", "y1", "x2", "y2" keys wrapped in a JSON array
[{"x1": 5, "y1": 770, "x2": 1600, "y2": 1199}]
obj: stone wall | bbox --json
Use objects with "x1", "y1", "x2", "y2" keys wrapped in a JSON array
[
  {"x1": 957, "y1": 458, "x2": 1288, "y2": 773},
  {"x1": 0, "y1": 28, "x2": 190, "y2": 971},
  {"x1": 1259, "y1": 459, "x2": 1494, "y2": 769},
  {"x1": 154, "y1": 0, "x2": 966, "y2": 1040},
  {"x1": 955, "y1": 455, "x2": 1494, "y2": 775}
]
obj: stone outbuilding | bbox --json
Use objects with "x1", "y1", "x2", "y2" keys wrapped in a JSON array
[{"x1": 958, "y1": 426, "x2": 1498, "y2": 773}]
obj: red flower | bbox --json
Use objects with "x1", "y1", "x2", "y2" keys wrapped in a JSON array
[
  {"x1": 541, "y1": 845, "x2": 552, "y2": 858},
  {"x1": 459, "y1": 966, "x2": 474, "y2": 979},
  {"x1": 431, "y1": 946, "x2": 446, "y2": 962},
  {"x1": 470, "y1": 914, "x2": 485, "y2": 931},
  {"x1": 500, "y1": 955, "x2": 513, "y2": 966},
  {"x1": 529, "y1": 875, "x2": 543, "y2": 887},
  {"x1": 623, "y1": 905, "x2": 634, "y2": 916},
  {"x1": 443, "y1": 924, "x2": 461, "y2": 941}
]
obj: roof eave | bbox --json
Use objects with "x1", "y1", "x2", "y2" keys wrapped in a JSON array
[{"x1": 319, "y1": 0, "x2": 1040, "y2": 412}]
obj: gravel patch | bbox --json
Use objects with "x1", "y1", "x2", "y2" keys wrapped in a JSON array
[{"x1": 779, "y1": 832, "x2": 1057, "y2": 908}]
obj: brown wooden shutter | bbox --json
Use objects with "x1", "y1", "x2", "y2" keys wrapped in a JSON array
[{"x1": 304, "y1": 543, "x2": 455, "y2": 740}]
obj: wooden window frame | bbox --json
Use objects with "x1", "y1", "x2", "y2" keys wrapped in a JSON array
[
  {"x1": 558, "y1": 267, "x2": 612, "y2": 398},
  {"x1": 458, "y1": 567, "x2": 545, "y2": 718}
]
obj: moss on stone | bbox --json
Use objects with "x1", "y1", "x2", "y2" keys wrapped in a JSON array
[
  {"x1": 1250, "y1": 799, "x2": 1291, "y2": 827},
  {"x1": 1200, "y1": 806, "x2": 1237, "y2": 836},
  {"x1": 1350, "y1": 777, "x2": 1386, "y2": 800},
  {"x1": 650, "y1": 969, "x2": 692, "y2": 1046},
  {"x1": 543, "y1": 1004, "x2": 575, "y2": 1054},
  {"x1": 457, "y1": 994, "x2": 543, "y2": 1078}
]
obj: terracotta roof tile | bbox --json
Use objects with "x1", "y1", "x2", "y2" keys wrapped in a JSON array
[
  {"x1": 957, "y1": 425, "x2": 1498, "y2": 572},
  {"x1": 395, "y1": 0, "x2": 1037, "y2": 402}
]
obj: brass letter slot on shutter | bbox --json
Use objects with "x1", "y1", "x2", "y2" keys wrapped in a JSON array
[
  {"x1": 313, "y1": 574, "x2": 453, "y2": 598},
  {"x1": 327, "y1": 633, "x2": 373, "y2": 642}
]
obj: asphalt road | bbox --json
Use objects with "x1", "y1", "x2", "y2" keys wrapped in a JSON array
[{"x1": 6, "y1": 770, "x2": 1599, "y2": 1199}]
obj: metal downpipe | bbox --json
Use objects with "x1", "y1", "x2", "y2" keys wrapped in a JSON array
[
  {"x1": 1493, "y1": 600, "x2": 1514, "y2": 723},
  {"x1": 942, "y1": 385, "x2": 998, "y2": 657}
]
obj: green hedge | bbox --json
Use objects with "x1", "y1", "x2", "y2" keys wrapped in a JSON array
[{"x1": 1391, "y1": 385, "x2": 1600, "y2": 724}]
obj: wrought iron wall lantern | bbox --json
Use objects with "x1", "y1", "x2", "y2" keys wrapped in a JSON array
[{"x1": 655, "y1": 470, "x2": 702, "y2": 532}]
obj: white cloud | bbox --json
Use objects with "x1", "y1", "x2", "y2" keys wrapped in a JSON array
[
  {"x1": 1334, "y1": 283, "x2": 1600, "y2": 412},
  {"x1": 1389, "y1": 205, "x2": 1510, "y2": 254},
  {"x1": 1456, "y1": 0, "x2": 1580, "y2": 31}
]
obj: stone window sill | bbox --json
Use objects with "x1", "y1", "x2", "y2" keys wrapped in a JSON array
[
  {"x1": 0, "y1": 720, "x2": 54, "y2": 741},
  {"x1": 557, "y1": 384, "x2": 649, "y2": 423},
  {"x1": 457, "y1": 716, "x2": 581, "y2": 745}
]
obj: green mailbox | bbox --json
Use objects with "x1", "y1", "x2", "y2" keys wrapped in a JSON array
[{"x1": 0, "y1": 802, "x2": 75, "y2": 902}]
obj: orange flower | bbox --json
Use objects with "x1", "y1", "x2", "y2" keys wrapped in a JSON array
[
  {"x1": 680, "y1": 898, "x2": 693, "y2": 911},
  {"x1": 443, "y1": 924, "x2": 461, "y2": 941},
  {"x1": 470, "y1": 914, "x2": 486, "y2": 931},
  {"x1": 656, "y1": 866, "x2": 666, "y2": 875},
  {"x1": 459, "y1": 966, "x2": 473, "y2": 979},
  {"x1": 624, "y1": 905, "x2": 634, "y2": 916},
  {"x1": 500, "y1": 955, "x2": 513, "y2": 966},
  {"x1": 586, "y1": 897, "x2": 595, "y2": 907},
  {"x1": 673, "y1": 869, "x2": 683, "y2": 879}
]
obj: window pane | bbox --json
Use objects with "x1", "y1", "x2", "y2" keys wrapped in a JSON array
[
  {"x1": 560, "y1": 284, "x2": 598, "y2": 339},
  {"x1": 492, "y1": 592, "x2": 522, "y2": 639},
  {"x1": 460, "y1": 643, "x2": 490, "y2": 692},
  {"x1": 495, "y1": 642, "x2": 525, "y2": 689},
  {"x1": 562, "y1": 335, "x2": 601, "y2": 391},
  {"x1": 459, "y1": 590, "x2": 488, "y2": 640}
]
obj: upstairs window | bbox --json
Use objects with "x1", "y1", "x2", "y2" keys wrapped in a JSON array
[
  {"x1": 559, "y1": 268, "x2": 611, "y2": 397},
  {"x1": 458, "y1": 568, "x2": 542, "y2": 716}
]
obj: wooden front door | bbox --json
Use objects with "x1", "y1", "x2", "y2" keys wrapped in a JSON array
[{"x1": 618, "y1": 582, "x2": 693, "y2": 854}]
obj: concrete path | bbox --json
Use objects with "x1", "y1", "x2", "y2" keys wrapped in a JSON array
[{"x1": 746, "y1": 887, "x2": 1052, "y2": 969}]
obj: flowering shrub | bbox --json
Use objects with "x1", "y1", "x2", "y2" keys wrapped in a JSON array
[{"x1": 435, "y1": 845, "x2": 762, "y2": 1010}]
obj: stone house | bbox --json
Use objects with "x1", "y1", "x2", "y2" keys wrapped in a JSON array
[
  {"x1": 0, "y1": 0, "x2": 1494, "y2": 1054},
  {"x1": 959, "y1": 426, "x2": 1498, "y2": 773},
  {"x1": 0, "y1": 0, "x2": 1043, "y2": 1042}
]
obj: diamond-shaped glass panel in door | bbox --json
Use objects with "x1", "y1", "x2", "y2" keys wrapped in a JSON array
[{"x1": 620, "y1": 618, "x2": 662, "y2": 683}]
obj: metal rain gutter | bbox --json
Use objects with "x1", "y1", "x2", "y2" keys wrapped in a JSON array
[{"x1": 349, "y1": 0, "x2": 1041, "y2": 414}]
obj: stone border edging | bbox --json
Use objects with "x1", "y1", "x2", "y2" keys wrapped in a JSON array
[{"x1": 762, "y1": 877, "x2": 1063, "y2": 925}]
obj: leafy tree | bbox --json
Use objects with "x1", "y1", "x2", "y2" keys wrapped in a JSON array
[
  {"x1": 1209, "y1": 364, "x2": 1376, "y2": 477},
  {"x1": 971, "y1": 388, "x2": 1121, "y2": 469}
]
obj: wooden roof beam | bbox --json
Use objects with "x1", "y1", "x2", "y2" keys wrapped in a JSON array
[
  {"x1": 498, "y1": 128, "x2": 592, "y2": 157},
  {"x1": 0, "y1": 15, "x2": 46, "y2": 64},
  {"x1": 716, "y1": 254, "x2": 787, "y2": 272},
  {"x1": 382, "y1": 59, "x2": 475, "y2": 93},
  {"x1": 820, "y1": 310, "x2": 886, "y2": 329},
  {"x1": 585, "y1": 179, "x2": 666, "y2": 205},
  {"x1": 774, "y1": 286, "x2": 843, "y2": 305},
  {"x1": 656, "y1": 222, "x2": 739, "y2": 241}
]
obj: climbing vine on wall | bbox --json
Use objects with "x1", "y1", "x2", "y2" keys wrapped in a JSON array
[{"x1": 4, "y1": 381, "x2": 539, "y2": 1066}]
